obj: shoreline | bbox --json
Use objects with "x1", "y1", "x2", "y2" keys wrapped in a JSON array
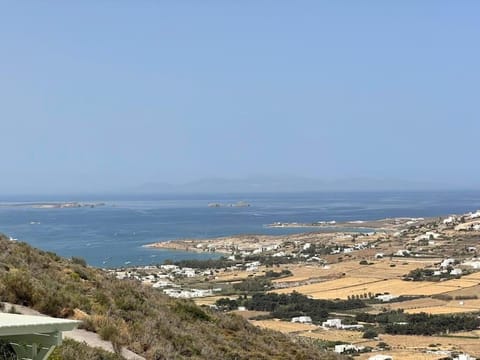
[{"x1": 143, "y1": 216, "x2": 432, "y2": 254}]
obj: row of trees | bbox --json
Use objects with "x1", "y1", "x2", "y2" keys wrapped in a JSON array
[
  {"x1": 216, "y1": 292, "x2": 365, "y2": 323},
  {"x1": 357, "y1": 310, "x2": 480, "y2": 336}
]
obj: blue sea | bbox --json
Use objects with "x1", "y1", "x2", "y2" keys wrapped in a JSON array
[{"x1": 1, "y1": 191, "x2": 479, "y2": 268}]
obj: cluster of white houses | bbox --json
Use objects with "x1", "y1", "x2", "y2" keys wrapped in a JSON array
[
  {"x1": 321, "y1": 318, "x2": 364, "y2": 330},
  {"x1": 163, "y1": 287, "x2": 222, "y2": 299}
]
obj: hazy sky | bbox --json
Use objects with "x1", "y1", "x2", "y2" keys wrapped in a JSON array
[{"x1": 1, "y1": 2, "x2": 479, "y2": 193}]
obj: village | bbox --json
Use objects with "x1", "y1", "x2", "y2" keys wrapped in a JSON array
[{"x1": 112, "y1": 209, "x2": 480, "y2": 359}]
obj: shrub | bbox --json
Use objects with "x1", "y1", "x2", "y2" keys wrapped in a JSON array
[
  {"x1": 71, "y1": 257, "x2": 87, "y2": 267},
  {"x1": 363, "y1": 329, "x2": 378, "y2": 339}
]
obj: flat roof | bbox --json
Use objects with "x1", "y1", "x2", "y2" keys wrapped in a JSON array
[{"x1": 0, "y1": 313, "x2": 81, "y2": 336}]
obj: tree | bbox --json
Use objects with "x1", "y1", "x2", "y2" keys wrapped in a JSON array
[{"x1": 362, "y1": 329, "x2": 378, "y2": 339}]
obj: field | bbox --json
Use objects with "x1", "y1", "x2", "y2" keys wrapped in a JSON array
[
  {"x1": 272, "y1": 259, "x2": 480, "y2": 300},
  {"x1": 193, "y1": 295, "x2": 233, "y2": 306},
  {"x1": 361, "y1": 334, "x2": 480, "y2": 356},
  {"x1": 356, "y1": 350, "x2": 444, "y2": 360},
  {"x1": 404, "y1": 299, "x2": 480, "y2": 315},
  {"x1": 274, "y1": 259, "x2": 436, "y2": 284},
  {"x1": 250, "y1": 319, "x2": 318, "y2": 333},
  {"x1": 299, "y1": 329, "x2": 364, "y2": 343},
  {"x1": 444, "y1": 284, "x2": 480, "y2": 298}
]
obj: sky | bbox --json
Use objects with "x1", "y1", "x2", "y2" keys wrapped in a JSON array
[{"x1": 1, "y1": 1, "x2": 479, "y2": 194}]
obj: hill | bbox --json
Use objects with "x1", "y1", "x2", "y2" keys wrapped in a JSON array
[{"x1": 0, "y1": 234, "x2": 342, "y2": 360}]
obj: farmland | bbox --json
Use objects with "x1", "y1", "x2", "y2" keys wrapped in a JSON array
[{"x1": 272, "y1": 260, "x2": 480, "y2": 300}]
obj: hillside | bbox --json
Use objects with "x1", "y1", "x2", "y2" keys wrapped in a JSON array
[{"x1": 0, "y1": 234, "x2": 342, "y2": 360}]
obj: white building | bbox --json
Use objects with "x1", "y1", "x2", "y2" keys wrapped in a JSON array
[
  {"x1": 443, "y1": 216, "x2": 456, "y2": 225},
  {"x1": 368, "y1": 354, "x2": 393, "y2": 360},
  {"x1": 463, "y1": 260, "x2": 480, "y2": 269},
  {"x1": 368, "y1": 355, "x2": 393, "y2": 360},
  {"x1": 376, "y1": 294, "x2": 398, "y2": 302},
  {"x1": 441, "y1": 258, "x2": 456, "y2": 268},
  {"x1": 334, "y1": 344, "x2": 364, "y2": 353},
  {"x1": 469, "y1": 211, "x2": 480, "y2": 219},
  {"x1": 152, "y1": 280, "x2": 172, "y2": 288},
  {"x1": 291, "y1": 316, "x2": 312, "y2": 324},
  {"x1": 322, "y1": 318, "x2": 342, "y2": 328},
  {"x1": 450, "y1": 268, "x2": 463, "y2": 276},
  {"x1": 454, "y1": 354, "x2": 476, "y2": 360},
  {"x1": 394, "y1": 249, "x2": 410, "y2": 257}
]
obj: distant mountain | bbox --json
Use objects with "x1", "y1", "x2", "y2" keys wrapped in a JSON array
[{"x1": 132, "y1": 176, "x2": 446, "y2": 194}]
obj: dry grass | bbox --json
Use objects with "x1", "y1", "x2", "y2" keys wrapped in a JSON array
[
  {"x1": 403, "y1": 299, "x2": 480, "y2": 315},
  {"x1": 231, "y1": 310, "x2": 269, "y2": 319},
  {"x1": 276, "y1": 259, "x2": 437, "y2": 283},
  {"x1": 356, "y1": 350, "x2": 444, "y2": 360},
  {"x1": 274, "y1": 274, "x2": 480, "y2": 299},
  {"x1": 463, "y1": 272, "x2": 480, "y2": 280},
  {"x1": 272, "y1": 264, "x2": 329, "y2": 283},
  {"x1": 386, "y1": 298, "x2": 447, "y2": 311},
  {"x1": 361, "y1": 333, "x2": 480, "y2": 355},
  {"x1": 250, "y1": 319, "x2": 318, "y2": 333},
  {"x1": 405, "y1": 306, "x2": 478, "y2": 314},
  {"x1": 214, "y1": 269, "x2": 266, "y2": 281},
  {"x1": 273, "y1": 277, "x2": 383, "y2": 298},
  {"x1": 444, "y1": 284, "x2": 480, "y2": 298},
  {"x1": 299, "y1": 329, "x2": 364, "y2": 343}
]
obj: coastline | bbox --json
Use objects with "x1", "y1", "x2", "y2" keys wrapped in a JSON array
[{"x1": 143, "y1": 216, "x2": 431, "y2": 255}]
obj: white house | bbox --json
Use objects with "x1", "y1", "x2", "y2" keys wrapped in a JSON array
[
  {"x1": 394, "y1": 249, "x2": 410, "y2": 257},
  {"x1": 450, "y1": 268, "x2": 463, "y2": 276},
  {"x1": 443, "y1": 216, "x2": 456, "y2": 225},
  {"x1": 469, "y1": 211, "x2": 480, "y2": 219},
  {"x1": 342, "y1": 324, "x2": 364, "y2": 330},
  {"x1": 368, "y1": 355, "x2": 393, "y2": 360},
  {"x1": 322, "y1": 318, "x2": 342, "y2": 328},
  {"x1": 454, "y1": 354, "x2": 477, "y2": 360},
  {"x1": 426, "y1": 231, "x2": 441, "y2": 239},
  {"x1": 463, "y1": 260, "x2": 480, "y2": 269},
  {"x1": 440, "y1": 258, "x2": 456, "y2": 268},
  {"x1": 152, "y1": 280, "x2": 172, "y2": 288},
  {"x1": 376, "y1": 294, "x2": 398, "y2": 302},
  {"x1": 291, "y1": 316, "x2": 312, "y2": 324},
  {"x1": 334, "y1": 344, "x2": 364, "y2": 353}
]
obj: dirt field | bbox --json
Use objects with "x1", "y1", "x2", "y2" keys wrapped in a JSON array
[
  {"x1": 361, "y1": 333, "x2": 480, "y2": 356},
  {"x1": 273, "y1": 274, "x2": 480, "y2": 300},
  {"x1": 385, "y1": 298, "x2": 447, "y2": 311},
  {"x1": 405, "y1": 306, "x2": 479, "y2": 314},
  {"x1": 356, "y1": 350, "x2": 444, "y2": 360},
  {"x1": 274, "y1": 259, "x2": 437, "y2": 284},
  {"x1": 193, "y1": 295, "x2": 231, "y2": 306},
  {"x1": 299, "y1": 329, "x2": 364, "y2": 343},
  {"x1": 444, "y1": 284, "x2": 480, "y2": 298},
  {"x1": 250, "y1": 319, "x2": 318, "y2": 333},
  {"x1": 231, "y1": 310, "x2": 269, "y2": 319}
]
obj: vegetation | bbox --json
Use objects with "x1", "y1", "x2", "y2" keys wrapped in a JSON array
[
  {"x1": 216, "y1": 292, "x2": 365, "y2": 324},
  {"x1": 0, "y1": 341, "x2": 15, "y2": 360},
  {"x1": 50, "y1": 339, "x2": 123, "y2": 360},
  {"x1": 171, "y1": 257, "x2": 236, "y2": 270},
  {"x1": 356, "y1": 310, "x2": 480, "y2": 336},
  {"x1": 404, "y1": 268, "x2": 464, "y2": 281},
  {"x1": 0, "y1": 234, "x2": 343, "y2": 360},
  {"x1": 362, "y1": 329, "x2": 378, "y2": 339}
]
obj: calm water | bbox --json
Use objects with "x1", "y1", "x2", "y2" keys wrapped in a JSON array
[{"x1": 1, "y1": 191, "x2": 479, "y2": 268}]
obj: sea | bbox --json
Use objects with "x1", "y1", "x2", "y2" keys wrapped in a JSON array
[{"x1": 1, "y1": 191, "x2": 480, "y2": 268}]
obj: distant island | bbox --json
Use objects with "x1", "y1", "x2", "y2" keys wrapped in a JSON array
[
  {"x1": 207, "y1": 201, "x2": 250, "y2": 208},
  {"x1": 0, "y1": 202, "x2": 106, "y2": 209}
]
